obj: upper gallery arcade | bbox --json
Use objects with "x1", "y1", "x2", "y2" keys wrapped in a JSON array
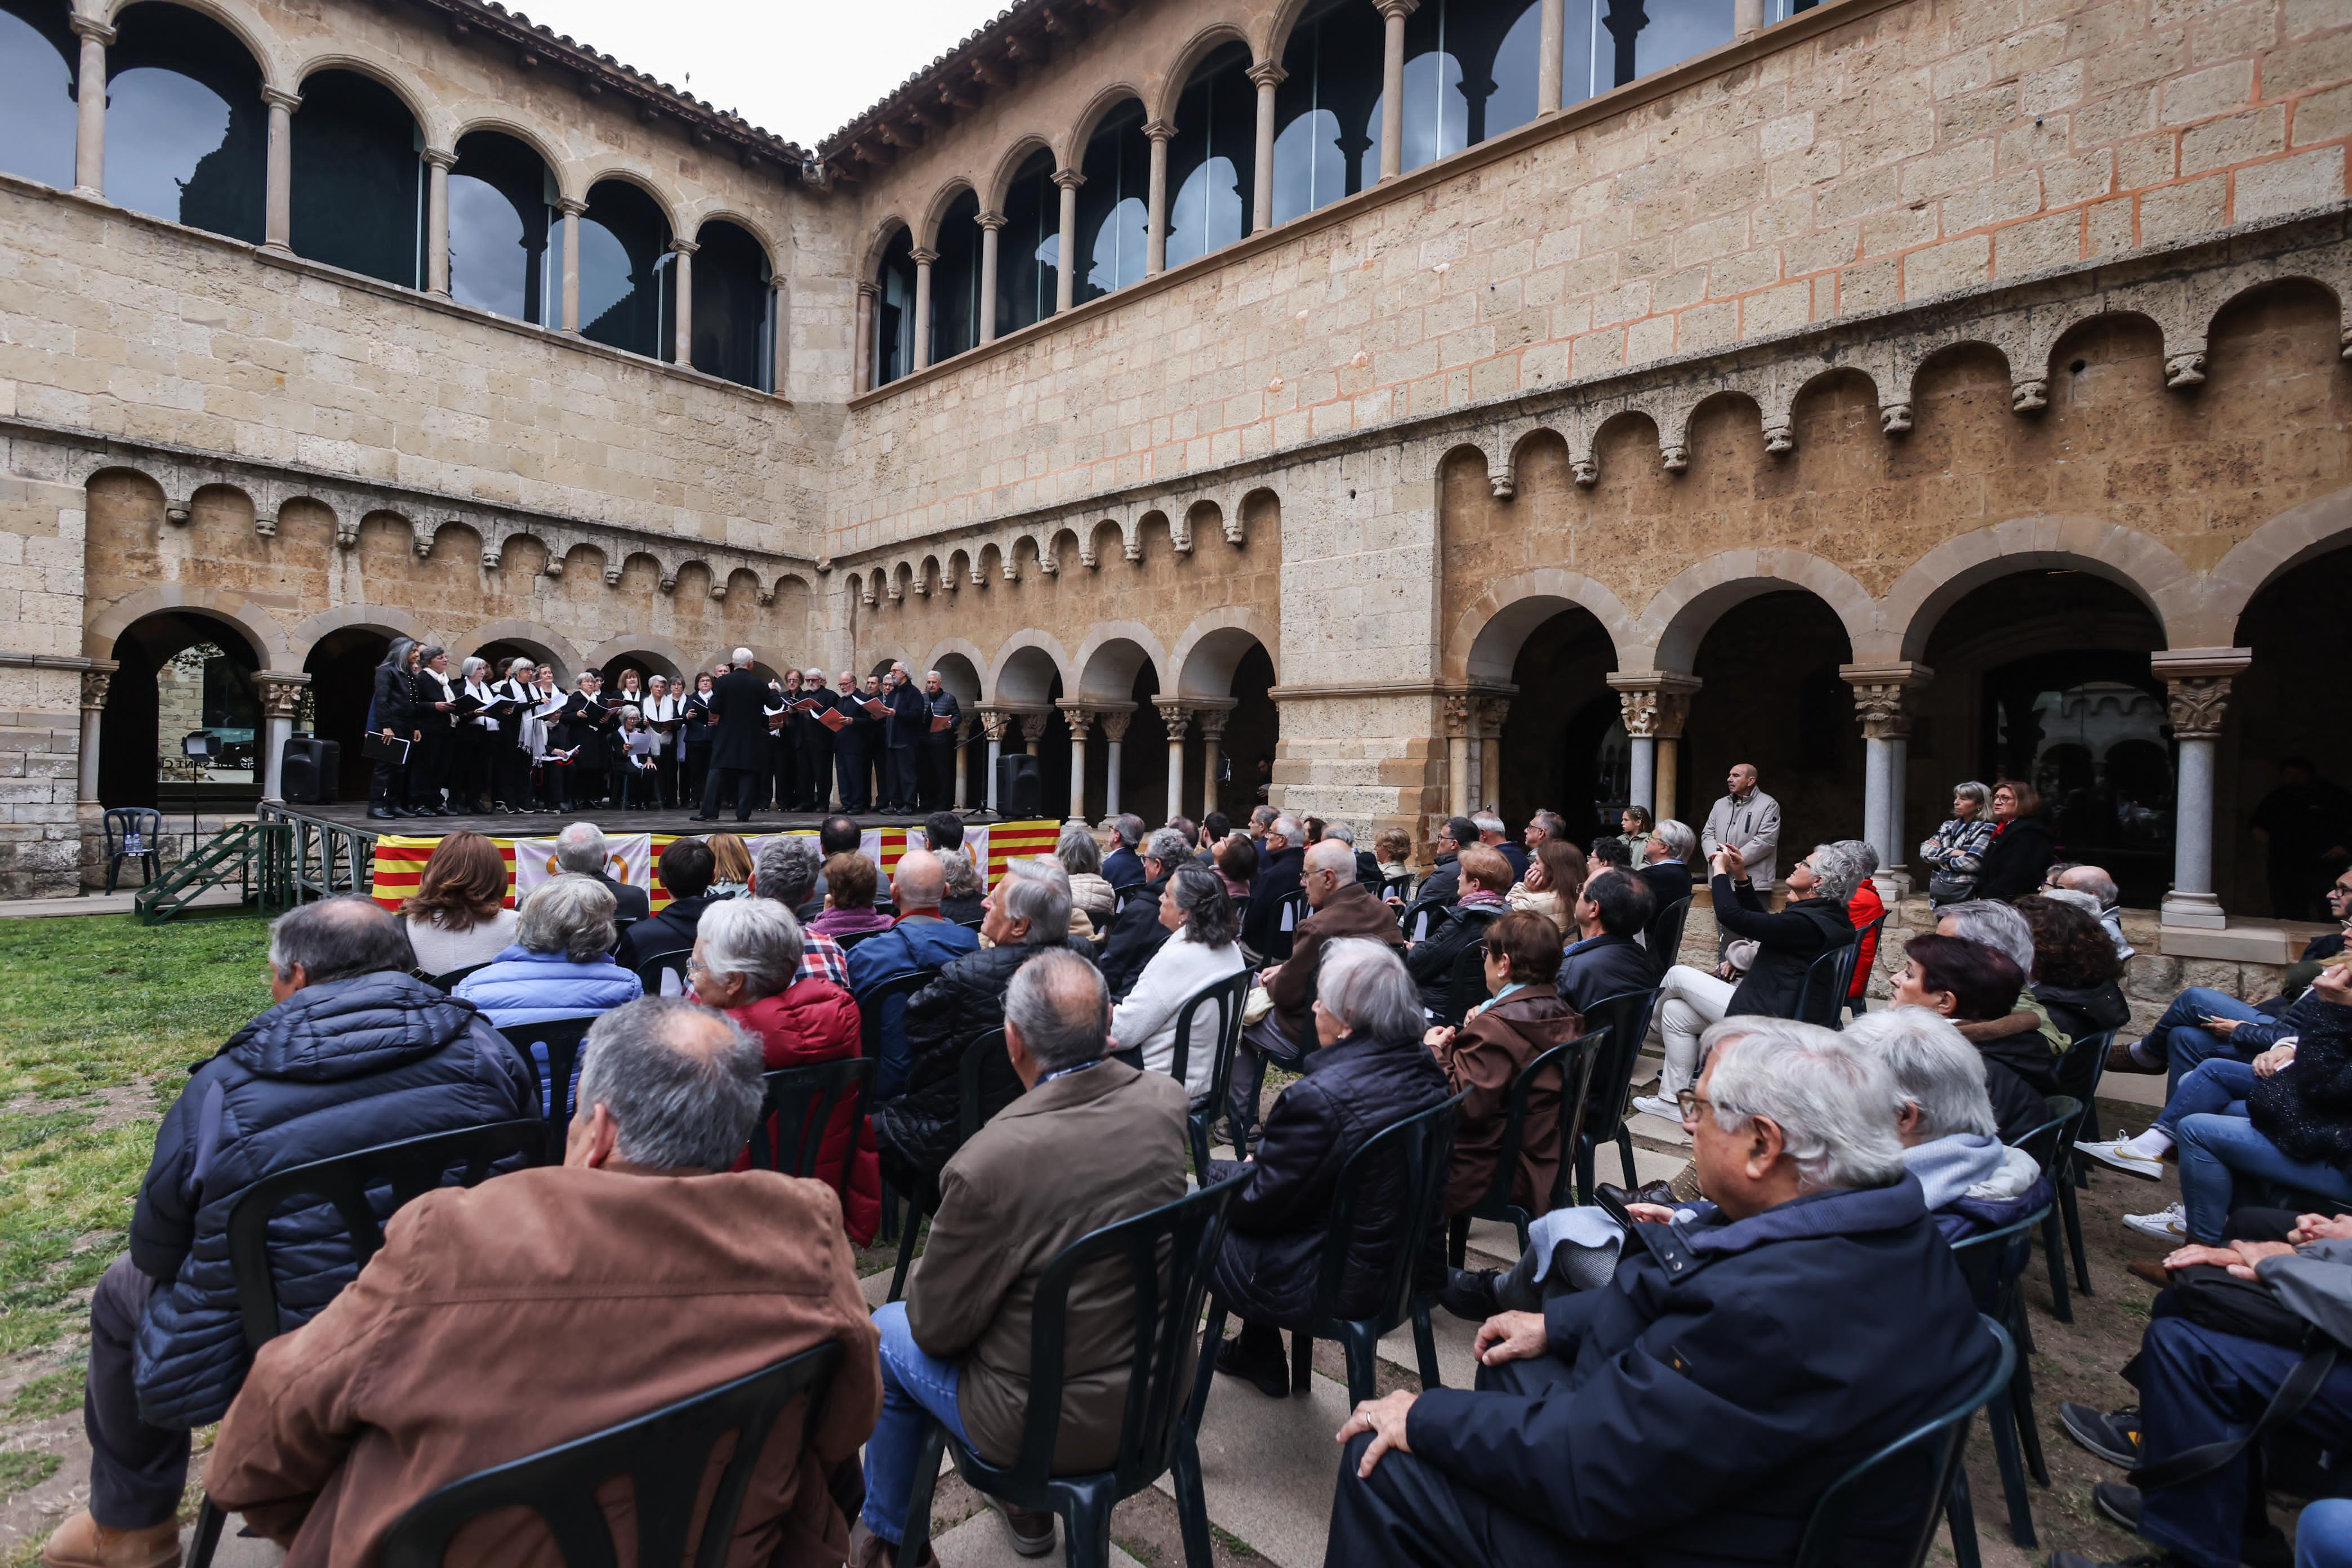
[{"x1": 2, "y1": 0, "x2": 2349, "y2": 960}]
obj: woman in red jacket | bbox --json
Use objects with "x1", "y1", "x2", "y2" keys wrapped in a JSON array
[{"x1": 689, "y1": 895, "x2": 882, "y2": 1244}]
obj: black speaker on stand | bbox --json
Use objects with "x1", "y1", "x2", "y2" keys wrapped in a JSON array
[
  {"x1": 994, "y1": 753, "x2": 1042, "y2": 819},
  {"x1": 281, "y1": 736, "x2": 338, "y2": 804}
]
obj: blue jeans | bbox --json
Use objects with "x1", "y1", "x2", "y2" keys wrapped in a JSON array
[
  {"x1": 859, "y1": 1300, "x2": 972, "y2": 1545},
  {"x1": 2128, "y1": 1315, "x2": 2352, "y2": 1568},
  {"x1": 2176, "y1": 1112, "x2": 2352, "y2": 1244},
  {"x1": 2147, "y1": 987, "x2": 2267, "y2": 1097},
  {"x1": 2154, "y1": 1057, "x2": 2257, "y2": 1138},
  {"x1": 2302, "y1": 1500, "x2": 2352, "y2": 1568}
]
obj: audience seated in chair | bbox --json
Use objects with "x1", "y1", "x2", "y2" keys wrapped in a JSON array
[
  {"x1": 809, "y1": 853, "x2": 896, "y2": 943},
  {"x1": 553, "y1": 821, "x2": 650, "y2": 923},
  {"x1": 693, "y1": 896, "x2": 881, "y2": 1246},
  {"x1": 853, "y1": 951, "x2": 1189, "y2": 1566},
  {"x1": 2015, "y1": 893, "x2": 2130, "y2": 1048},
  {"x1": 1404, "y1": 817, "x2": 1476, "y2": 914},
  {"x1": 844, "y1": 849, "x2": 981, "y2": 1098},
  {"x1": 1504, "y1": 839, "x2": 1587, "y2": 940},
  {"x1": 1208, "y1": 939, "x2": 1450, "y2": 1400},
  {"x1": 1057, "y1": 822, "x2": 1117, "y2": 939},
  {"x1": 453, "y1": 875, "x2": 643, "y2": 1028},
  {"x1": 1109, "y1": 863, "x2": 1248, "y2": 1104},
  {"x1": 39, "y1": 897, "x2": 537, "y2": 1568},
  {"x1": 2106, "y1": 910, "x2": 2350, "y2": 1095},
  {"x1": 869, "y1": 858, "x2": 1086, "y2": 1197},
  {"x1": 1637, "y1": 818, "x2": 1698, "y2": 914},
  {"x1": 1212, "y1": 832, "x2": 1258, "y2": 903},
  {"x1": 1424, "y1": 911, "x2": 1581, "y2": 1222},
  {"x1": 1632, "y1": 840, "x2": 1864, "y2": 1123},
  {"x1": 1097, "y1": 827, "x2": 1191, "y2": 999},
  {"x1": 1834, "y1": 838, "x2": 1885, "y2": 1010},
  {"x1": 1556, "y1": 867, "x2": 1658, "y2": 1014},
  {"x1": 398, "y1": 831, "x2": 520, "y2": 976},
  {"x1": 200, "y1": 997, "x2": 881, "y2": 1568},
  {"x1": 1241, "y1": 814, "x2": 1308, "y2": 955},
  {"x1": 1886, "y1": 934, "x2": 2051, "y2": 1145},
  {"x1": 1324, "y1": 1015, "x2": 2000, "y2": 1568},
  {"x1": 1473, "y1": 810, "x2": 1529, "y2": 884},
  {"x1": 614, "y1": 835, "x2": 721, "y2": 974},
  {"x1": 750, "y1": 836, "x2": 851, "y2": 990},
  {"x1": 1102, "y1": 812, "x2": 1147, "y2": 891},
  {"x1": 1406, "y1": 846, "x2": 1515, "y2": 1017}
]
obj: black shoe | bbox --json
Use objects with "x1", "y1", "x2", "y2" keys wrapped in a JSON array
[
  {"x1": 2062, "y1": 1402, "x2": 2142, "y2": 1468},
  {"x1": 2092, "y1": 1481, "x2": 2141, "y2": 1531},
  {"x1": 1596, "y1": 1180, "x2": 1677, "y2": 1210},
  {"x1": 368, "y1": 806, "x2": 396, "y2": 819},
  {"x1": 978, "y1": 1494, "x2": 1055, "y2": 1558},
  {"x1": 1214, "y1": 1333, "x2": 1291, "y2": 1399},
  {"x1": 1440, "y1": 1267, "x2": 1501, "y2": 1323}
]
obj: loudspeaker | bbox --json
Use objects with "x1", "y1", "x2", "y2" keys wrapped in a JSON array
[
  {"x1": 995, "y1": 753, "x2": 1041, "y2": 818},
  {"x1": 282, "y1": 736, "x2": 338, "y2": 804}
]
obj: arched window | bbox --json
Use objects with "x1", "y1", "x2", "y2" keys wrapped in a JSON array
[
  {"x1": 448, "y1": 129, "x2": 554, "y2": 324},
  {"x1": 691, "y1": 219, "x2": 771, "y2": 390},
  {"x1": 0, "y1": 0, "x2": 78, "y2": 190},
  {"x1": 1270, "y1": 0, "x2": 1382, "y2": 225},
  {"x1": 1164, "y1": 42, "x2": 1253, "y2": 270},
  {"x1": 929, "y1": 187, "x2": 982, "y2": 364},
  {"x1": 872, "y1": 224, "x2": 916, "y2": 388},
  {"x1": 105, "y1": 3, "x2": 265, "y2": 241},
  {"x1": 291, "y1": 69, "x2": 421, "y2": 287},
  {"x1": 1626, "y1": 0, "x2": 1739, "y2": 81},
  {"x1": 578, "y1": 178, "x2": 674, "y2": 361},
  {"x1": 995, "y1": 148, "x2": 1059, "y2": 337},
  {"x1": 1074, "y1": 97, "x2": 1148, "y2": 305}
]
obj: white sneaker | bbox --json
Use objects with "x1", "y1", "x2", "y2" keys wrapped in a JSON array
[
  {"x1": 2122, "y1": 1202, "x2": 2187, "y2": 1241},
  {"x1": 2075, "y1": 1138, "x2": 2164, "y2": 1181},
  {"x1": 1631, "y1": 1094, "x2": 1680, "y2": 1123}
]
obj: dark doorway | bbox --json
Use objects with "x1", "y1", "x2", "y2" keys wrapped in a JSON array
[
  {"x1": 1217, "y1": 645, "x2": 1279, "y2": 823},
  {"x1": 1685, "y1": 592, "x2": 1859, "y2": 866},
  {"x1": 101, "y1": 612, "x2": 262, "y2": 809},
  {"x1": 1498, "y1": 607, "x2": 1619, "y2": 843},
  {"x1": 303, "y1": 626, "x2": 391, "y2": 802},
  {"x1": 2227, "y1": 542, "x2": 2352, "y2": 918}
]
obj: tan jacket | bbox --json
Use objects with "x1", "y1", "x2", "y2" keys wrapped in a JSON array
[
  {"x1": 204, "y1": 1164, "x2": 883, "y2": 1568},
  {"x1": 1264, "y1": 880, "x2": 1408, "y2": 1048},
  {"x1": 908, "y1": 1058, "x2": 1189, "y2": 1472},
  {"x1": 1432, "y1": 991, "x2": 1584, "y2": 1215}
]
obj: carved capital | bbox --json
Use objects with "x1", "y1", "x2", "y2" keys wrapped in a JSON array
[
  {"x1": 1841, "y1": 663, "x2": 1932, "y2": 740},
  {"x1": 1571, "y1": 456, "x2": 1598, "y2": 487},
  {"x1": 556, "y1": 195, "x2": 589, "y2": 217},
  {"x1": 1051, "y1": 167, "x2": 1085, "y2": 191},
  {"x1": 2166, "y1": 675, "x2": 2234, "y2": 740},
  {"x1": 908, "y1": 247, "x2": 939, "y2": 268},
  {"x1": 1097, "y1": 709, "x2": 1133, "y2": 743},
  {"x1": 667, "y1": 237, "x2": 700, "y2": 257},
  {"x1": 256, "y1": 672, "x2": 310, "y2": 720},
  {"x1": 1143, "y1": 119, "x2": 1176, "y2": 144},
  {"x1": 1018, "y1": 712, "x2": 1050, "y2": 746},
  {"x1": 975, "y1": 211, "x2": 1007, "y2": 232},
  {"x1": 857, "y1": 280, "x2": 882, "y2": 300},
  {"x1": 1153, "y1": 698, "x2": 1194, "y2": 734},
  {"x1": 1618, "y1": 688, "x2": 1662, "y2": 739},
  {"x1": 481, "y1": 547, "x2": 501, "y2": 569},
  {"x1": 709, "y1": 581, "x2": 728, "y2": 601},
  {"x1": 79, "y1": 666, "x2": 116, "y2": 712},
  {"x1": 604, "y1": 565, "x2": 623, "y2": 587},
  {"x1": 1375, "y1": 0, "x2": 1419, "y2": 17},
  {"x1": 260, "y1": 86, "x2": 302, "y2": 113},
  {"x1": 756, "y1": 587, "x2": 774, "y2": 605},
  {"x1": 164, "y1": 502, "x2": 192, "y2": 525},
  {"x1": 1056, "y1": 700, "x2": 1095, "y2": 741},
  {"x1": 68, "y1": 16, "x2": 117, "y2": 46},
  {"x1": 422, "y1": 146, "x2": 460, "y2": 171},
  {"x1": 412, "y1": 532, "x2": 433, "y2": 558},
  {"x1": 1246, "y1": 60, "x2": 1287, "y2": 90},
  {"x1": 1488, "y1": 466, "x2": 1514, "y2": 500},
  {"x1": 1476, "y1": 696, "x2": 1511, "y2": 734},
  {"x1": 544, "y1": 558, "x2": 564, "y2": 579},
  {"x1": 1610, "y1": 674, "x2": 1702, "y2": 740},
  {"x1": 1442, "y1": 694, "x2": 1473, "y2": 739},
  {"x1": 1762, "y1": 416, "x2": 1794, "y2": 456},
  {"x1": 978, "y1": 708, "x2": 1016, "y2": 744},
  {"x1": 1659, "y1": 443, "x2": 1689, "y2": 474},
  {"x1": 658, "y1": 571, "x2": 679, "y2": 594},
  {"x1": 1195, "y1": 708, "x2": 1231, "y2": 743},
  {"x1": 253, "y1": 508, "x2": 279, "y2": 538}
]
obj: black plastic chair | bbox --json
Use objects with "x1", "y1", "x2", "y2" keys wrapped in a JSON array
[
  {"x1": 1644, "y1": 892, "x2": 1692, "y2": 966},
  {"x1": 746, "y1": 1057, "x2": 876, "y2": 1206},
  {"x1": 886, "y1": 1026, "x2": 1006, "y2": 1304},
  {"x1": 1448, "y1": 1031, "x2": 1605, "y2": 1264},
  {"x1": 1163, "y1": 968, "x2": 1255, "y2": 1178},
  {"x1": 632, "y1": 947, "x2": 694, "y2": 998},
  {"x1": 378, "y1": 1342, "x2": 846, "y2": 1568},
  {"x1": 104, "y1": 807, "x2": 164, "y2": 893},
  {"x1": 1260, "y1": 887, "x2": 1309, "y2": 963},
  {"x1": 2007, "y1": 1095, "x2": 2083, "y2": 1325},
  {"x1": 1435, "y1": 938, "x2": 1490, "y2": 1029},
  {"x1": 186, "y1": 1119, "x2": 545, "y2": 1568},
  {"x1": 1111, "y1": 880, "x2": 1148, "y2": 914},
  {"x1": 1195, "y1": 1092, "x2": 1466, "y2": 1409},
  {"x1": 1789, "y1": 1316, "x2": 2017, "y2": 1568},
  {"x1": 1573, "y1": 988, "x2": 1659, "y2": 1202},
  {"x1": 1843, "y1": 914, "x2": 1887, "y2": 1014},
  {"x1": 1789, "y1": 932, "x2": 1864, "y2": 1028},
  {"x1": 1399, "y1": 897, "x2": 1447, "y2": 944},
  {"x1": 427, "y1": 960, "x2": 491, "y2": 993},
  {"x1": 495, "y1": 1015, "x2": 603, "y2": 1157},
  {"x1": 1950, "y1": 1210, "x2": 2056, "y2": 1551},
  {"x1": 900, "y1": 1173, "x2": 1249, "y2": 1568},
  {"x1": 834, "y1": 928, "x2": 889, "y2": 952},
  {"x1": 2050, "y1": 1031, "x2": 2114, "y2": 1298}
]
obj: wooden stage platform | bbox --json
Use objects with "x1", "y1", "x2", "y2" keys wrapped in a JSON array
[{"x1": 278, "y1": 801, "x2": 992, "y2": 842}]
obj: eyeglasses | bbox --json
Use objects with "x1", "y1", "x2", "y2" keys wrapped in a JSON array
[{"x1": 1674, "y1": 1089, "x2": 1713, "y2": 1122}]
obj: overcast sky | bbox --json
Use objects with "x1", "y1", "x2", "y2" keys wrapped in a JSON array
[{"x1": 513, "y1": 0, "x2": 1009, "y2": 148}]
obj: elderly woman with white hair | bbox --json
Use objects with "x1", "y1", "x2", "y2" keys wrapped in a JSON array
[
  {"x1": 1056, "y1": 822, "x2": 1116, "y2": 936},
  {"x1": 1203, "y1": 937, "x2": 1451, "y2": 1399},
  {"x1": 1632, "y1": 841, "x2": 1864, "y2": 1123},
  {"x1": 455, "y1": 874, "x2": 643, "y2": 1030},
  {"x1": 1849, "y1": 1006, "x2": 2049, "y2": 1240},
  {"x1": 688, "y1": 896, "x2": 879, "y2": 1244}
]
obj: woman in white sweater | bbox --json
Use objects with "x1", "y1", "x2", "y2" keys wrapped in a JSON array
[{"x1": 1111, "y1": 863, "x2": 1248, "y2": 1103}]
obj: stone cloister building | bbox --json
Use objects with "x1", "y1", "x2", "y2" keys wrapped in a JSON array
[{"x1": 1, "y1": 0, "x2": 2348, "y2": 964}]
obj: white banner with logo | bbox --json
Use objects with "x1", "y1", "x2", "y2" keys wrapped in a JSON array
[{"x1": 510, "y1": 834, "x2": 653, "y2": 903}]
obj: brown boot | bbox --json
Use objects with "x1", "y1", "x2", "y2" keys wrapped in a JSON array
[
  {"x1": 847, "y1": 1521, "x2": 940, "y2": 1568},
  {"x1": 2107, "y1": 1036, "x2": 2161, "y2": 1074},
  {"x1": 39, "y1": 1511, "x2": 180, "y2": 1568}
]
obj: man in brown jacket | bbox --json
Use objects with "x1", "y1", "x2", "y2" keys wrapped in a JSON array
[
  {"x1": 203, "y1": 997, "x2": 882, "y2": 1568},
  {"x1": 853, "y1": 949, "x2": 1189, "y2": 1566},
  {"x1": 1228, "y1": 839, "x2": 1410, "y2": 1131}
]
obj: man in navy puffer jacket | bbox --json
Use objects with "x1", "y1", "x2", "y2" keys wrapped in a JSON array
[{"x1": 41, "y1": 897, "x2": 534, "y2": 1568}]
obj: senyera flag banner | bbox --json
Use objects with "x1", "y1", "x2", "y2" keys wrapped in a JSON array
[{"x1": 366, "y1": 821, "x2": 1064, "y2": 913}]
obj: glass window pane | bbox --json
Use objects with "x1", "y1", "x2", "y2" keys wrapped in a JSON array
[
  {"x1": 104, "y1": 5, "x2": 264, "y2": 242},
  {"x1": 448, "y1": 130, "x2": 550, "y2": 324},
  {"x1": 1393, "y1": 0, "x2": 1467, "y2": 175},
  {"x1": 1483, "y1": 3, "x2": 1544, "y2": 139},
  {"x1": 929, "y1": 189, "x2": 981, "y2": 362},
  {"x1": 289, "y1": 69, "x2": 420, "y2": 287},
  {"x1": 995, "y1": 149, "x2": 1058, "y2": 336},
  {"x1": 873, "y1": 226, "x2": 915, "y2": 386},
  {"x1": 578, "y1": 179, "x2": 671, "y2": 360},
  {"x1": 691, "y1": 219, "x2": 770, "y2": 389},
  {"x1": 1271, "y1": 0, "x2": 1380, "y2": 224},
  {"x1": 1165, "y1": 42, "x2": 1252, "y2": 269},
  {"x1": 0, "y1": 0, "x2": 78, "y2": 190},
  {"x1": 1075, "y1": 98, "x2": 1148, "y2": 304}
]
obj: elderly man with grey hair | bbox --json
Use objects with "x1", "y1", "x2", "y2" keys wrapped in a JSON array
[
  {"x1": 1632, "y1": 841, "x2": 1864, "y2": 1122},
  {"x1": 38, "y1": 896, "x2": 537, "y2": 1568},
  {"x1": 1103, "y1": 811, "x2": 1148, "y2": 889},
  {"x1": 203, "y1": 996, "x2": 883, "y2": 1568},
  {"x1": 749, "y1": 832, "x2": 852, "y2": 990},
  {"x1": 553, "y1": 819, "x2": 650, "y2": 921},
  {"x1": 1098, "y1": 825, "x2": 1194, "y2": 999},
  {"x1": 1640, "y1": 816, "x2": 1699, "y2": 913},
  {"x1": 1473, "y1": 810, "x2": 1529, "y2": 883},
  {"x1": 1243, "y1": 810, "x2": 1307, "y2": 955},
  {"x1": 1325, "y1": 1013, "x2": 2001, "y2": 1568},
  {"x1": 2046, "y1": 862, "x2": 2136, "y2": 961},
  {"x1": 856, "y1": 950, "x2": 1188, "y2": 1561},
  {"x1": 1852, "y1": 1005, "x2": 2050, "y2": 1240},
  {"x1": 870, "y1": 857, "x2": 1086, "y2": 1195}
]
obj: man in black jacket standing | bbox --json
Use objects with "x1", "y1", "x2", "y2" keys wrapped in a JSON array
[
  {"x1": 883, "y1": 661, "x2": 925, "y2": 814},
  {"x1": 919, "y1": 670, "x2": 963, "y2": 813},
  {"x1": 836, "y1": 669, "x2": 880, "y2": 813},
  {"x1": 795, "y1": 667, "x2": 837, "y2": 811},
  {"x1": 695, "y1": 649, "x2": 772, "y2": 823}
]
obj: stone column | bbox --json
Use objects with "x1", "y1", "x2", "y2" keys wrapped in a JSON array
[
  {"x1": 955, "y1": 716, "x2": 975, "y2": 809},
  {"x1": 1053, "y1": 169, "x2": 1083, "y2": 313},
  {"x1": 669, "y1": 237, "x2": 697, "y2": 365},
  {"x1": 77, "y1": 663, "x2": 117, "y2": 804},
  {"x1": 1020, "y1": 712, "x2": 1048, "y2": 758},
  {"x1": 1609, "y1": 674, "x2": 1700, "y2": 820},
  {"x1": 2156, "y1": 649, "x2": 2253, "y2": 929},
  {"x1": 909, "y1": 246, "x2": 937, "y2": 370},
  {"x1": 1154, "y1": 699, "x2": 1192, "y2": 824},
  {"x1": 854, "y1": 281, "x2": 878, "y2": 394},
  {"x1": 1734, "y1": 0, "x2": 1767, "y2": 34},
  {"x1": 70, "y1": 16, "x2": 112, "y2": 199},
  {"x1": 768, "y1": 278, "x2": 787, "y2": 393},
  {"x1": 979, "y1": 709, "x2": 1014, "y2": 812},
  {"x1": 1653, "y1": 690, "x2": 1692, "y2": 826},
  {"x1": 1197, "y1": 706, "x2": 1232, "y2": 819},
  {"x1": 1099, "y1": 707, "x2": 1133, "y2": 817},
  {"x1": 976, "y1": 212, "x2": 1005, "y2": 342},
  {"x1": 256, "y1": 672, "x2": 310, "y2": 804},
  {"x1": 1057, "y1": 702, "x2": 1094, "y2": 823},
  {"x1": 1377, "y1": 0, "x2": 1418, "y2": 182},
  {"x1": 1477, "y1": 697, "x2": 1511, "y2": 813},
  {"x1": 261, "y1": 87, "x2": 300, "y2": 253},
  {"x1": 1617, "y1": 687, "x2": 1659, "y2": 818},
  {"x1": 558, "y1": 198, "x2": 587, "y2": 332},
  {"x1": 1843, "y1": 663, "x2": 1931, "y2": 894},
  {"x1": 422, "y1": 148, "x2": 457, "y2": 296},
  {"x1": 1144, "y1": 120, "x2": 1174, "y2": 276},
  {"x1": 1537, "y1": 0, "x2": 1566, "y2": 112},
  {"x1": 1444, "y1": 694, "x2": 1472, "y2": 819},
  {"x1": 1248, "y1": 61, "x2": 1285, "y2": 233}
]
